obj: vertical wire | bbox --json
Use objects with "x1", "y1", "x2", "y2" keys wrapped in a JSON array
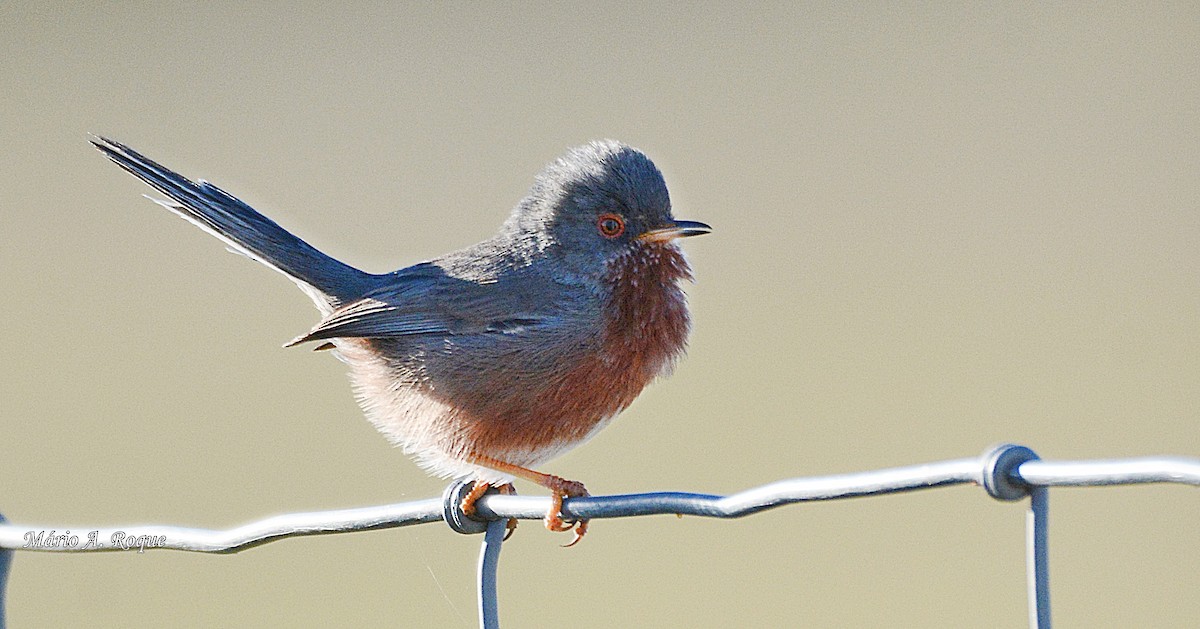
[
  {"x1": 477, "y1": 518, "x2": 506, "y2": 629},
  {"x1": 0, "y1": 513, "x2": 10, "y2": 629},
  {"x1": 1026, "y1": 487, "x2": 1051, "y2": 629}
]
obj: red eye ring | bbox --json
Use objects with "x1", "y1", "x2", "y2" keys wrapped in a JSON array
[{"x1": 597, "y1": 213, "x2": 625, "y2": 238}]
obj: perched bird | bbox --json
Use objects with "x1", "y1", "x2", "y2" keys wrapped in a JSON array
[{"x1": 93, "y1": 137, "x2": 710, "y2": 545}]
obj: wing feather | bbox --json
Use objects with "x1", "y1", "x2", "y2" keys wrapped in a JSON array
[{"x1": 285, "y1": 263, "x2": 557, "y2": 346}]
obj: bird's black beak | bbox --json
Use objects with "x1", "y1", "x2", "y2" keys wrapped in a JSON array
[{"x1": 637, "y1": 219, "x2": 713, "y2": 243}]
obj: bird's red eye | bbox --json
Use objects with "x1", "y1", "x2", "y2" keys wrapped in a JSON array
[{"x1": 597, "y1": 213, "x2": 625, "y2": 238}]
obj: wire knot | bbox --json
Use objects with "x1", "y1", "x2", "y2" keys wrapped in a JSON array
[
  {"x1": 442, "y1": 480, "x2": 496, "y2": 535},
  {"x1": 981, "y1": 443, "x2": 1040, "y2": 501}
]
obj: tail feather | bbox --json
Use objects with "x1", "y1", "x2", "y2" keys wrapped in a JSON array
[{"x1": 92, "y1": 136, "x2": 374, "y2": 310}]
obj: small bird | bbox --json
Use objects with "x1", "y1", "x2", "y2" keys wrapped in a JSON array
[{"x1": 92, "y1": 136, "x2": 710, "y2": 545}]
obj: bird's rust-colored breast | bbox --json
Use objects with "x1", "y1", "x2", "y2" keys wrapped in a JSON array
[
  {"x1": 597, "y1": 241, "x2": 693, "y2": 388},
  {"x1": 461, "y1": 241, "x2": 693, "y2": 462}
]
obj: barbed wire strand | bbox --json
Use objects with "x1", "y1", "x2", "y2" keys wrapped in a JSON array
[{"x1": 1, "y1": 444, "x2": 1198, "y2": 629}]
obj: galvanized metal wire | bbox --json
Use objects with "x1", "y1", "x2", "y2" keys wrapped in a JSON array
[{"x1": 1, "y1": 444, "x2": 1197, "y2": 629}]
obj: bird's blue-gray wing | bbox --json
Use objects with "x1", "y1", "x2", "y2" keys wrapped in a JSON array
[{"x1": 285, "y1": 263, "x2": 556, "y2": 346}]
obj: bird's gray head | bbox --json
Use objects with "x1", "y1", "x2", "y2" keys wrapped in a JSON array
[{"x1": 501, "y1": 140, "x2": 708, "y2": 280}]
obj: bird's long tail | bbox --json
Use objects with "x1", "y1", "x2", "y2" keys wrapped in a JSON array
[{"x1": 92, "y1": 136, "x2": 374, "y2": 312}]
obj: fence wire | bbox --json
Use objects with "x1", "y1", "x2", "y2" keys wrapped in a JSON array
[{"x1": 1, "y1": 444, "x2": 1197, "y2": 628}]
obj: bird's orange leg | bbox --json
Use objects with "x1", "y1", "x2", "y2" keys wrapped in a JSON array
[{"x1": 468, "y1": 453, "x2": 590, "y2": 547}]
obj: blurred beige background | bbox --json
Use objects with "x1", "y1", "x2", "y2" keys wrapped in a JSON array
[{"x1": 2, "y1": 3, "x2": 1197, "y2": 627}]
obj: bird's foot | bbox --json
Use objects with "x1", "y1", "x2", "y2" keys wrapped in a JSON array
[
  {"x1": 542, "y1": 477, "x2": 589, "y2": 547},
  {"x1": 458, "y1": 480, "x2": 491, "y2": 517},
  {"x1": 459, "y1": 481, "x2": 519, "y2": 539}
]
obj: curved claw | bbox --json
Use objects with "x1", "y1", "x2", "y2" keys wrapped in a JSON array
[{"x1": 560, "y1": 519, "x2": 589, "y2": 548}]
